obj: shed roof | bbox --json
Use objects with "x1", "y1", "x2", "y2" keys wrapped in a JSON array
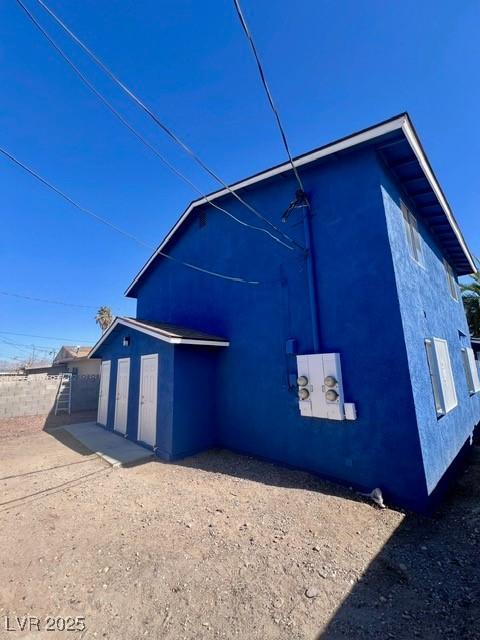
[
  {"x1": 125, "y1": 113, "x2": 475, "y2": 298},
  {"x1": 89, "y1": 316, "x2": 229, "y2": 358}
]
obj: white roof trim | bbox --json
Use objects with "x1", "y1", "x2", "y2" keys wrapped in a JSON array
[
  {"x1": 89, "y1": 317, "x2": 229, "y2": 358},
  {"x1": 125, "y1": 114, "x2": 475, "y2": 295},
  {"x1": 401, "y1": 120, "x2": 475, "y2": 273}
]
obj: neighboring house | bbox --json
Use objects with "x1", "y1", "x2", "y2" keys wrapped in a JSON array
[
  {"x1": 89, "y1": 113, "x2": 480, "y2": 511},
  {"x1": 52, "y1": 345, "x2": 101, "y2": 413},
  {"x1": 25, "y1": 364, "x2": 65, "y2": 375},
  {"x1": 53, "y1": 346, "x2": 100, "y2": 377}
]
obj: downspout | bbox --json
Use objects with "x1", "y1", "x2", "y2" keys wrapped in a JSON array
[
  {"x1": 282, "y1": 189, "x2": 321, "y2": 354},
  {"x1": 303, "y1": 200, "x2": 320, "y2": 353}
]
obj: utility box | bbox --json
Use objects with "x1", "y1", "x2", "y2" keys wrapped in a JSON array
[{"x1": 296, "y1": 353, "x2": 355, "y2": 421}]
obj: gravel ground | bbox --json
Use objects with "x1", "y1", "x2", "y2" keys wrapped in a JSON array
[
  {"x1": 0, "y1": 421, "x2": 479, "y2": 640},
  {"x1": 0, "y1": 411, "x2": 96, "y2": 439}
]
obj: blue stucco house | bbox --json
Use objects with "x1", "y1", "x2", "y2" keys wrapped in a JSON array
[{"x1": 90, "y1": 113, "x2": 480, "y2": 511}]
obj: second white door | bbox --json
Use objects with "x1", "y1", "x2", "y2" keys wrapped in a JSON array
[
  {"x1": 97, "y1": 360, "x2": 111, "y2": 426},
  {"x1": 114, "y1": 358, "x2": 130, "y2": 434},
  {"x1": 138, "y1": 354, "x2": 158, "y2": 446}
]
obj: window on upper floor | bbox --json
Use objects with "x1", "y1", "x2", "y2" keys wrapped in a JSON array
[
  {"x1": 401, "y1": 201, "x2": 424, "y2": 266},
  {"x1": 461, "y1": 347, "x2": 480, "y2": 395},
  {"x1": 444, "y1": 259, "x2": 459, "y2": 301},
  {"x1": 425, "y1": 337, "x2": 457, "y2": 417}
]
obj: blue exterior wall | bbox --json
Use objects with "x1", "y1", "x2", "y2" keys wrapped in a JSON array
[
  {"x1": 133, "y1": 143, "x2": 430, "y2": 509},
  {"x1": 381, "y1": 175, "x2": 480, "y2": 495},
  {"x1": 171, "y1": 346, "x2": 219, "y2": 458},
  {"x1": 92, "y1": 324, "x2": 219, "y2": 459},
  {"x1": 93, "y1": 324, "x2": 175, "y2": 453}
]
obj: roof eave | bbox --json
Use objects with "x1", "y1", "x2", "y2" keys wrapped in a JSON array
[
  {"x1": 400, "y1": 115, "x2": 476, "y2": 274},
  {"x1": 88, "y1": 317, "x2": 230, "y2": 358}
]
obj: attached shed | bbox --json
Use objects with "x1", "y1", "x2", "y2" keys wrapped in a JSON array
[{"x1": 89, "y1": 317, "x2": 229, "y2": 460}]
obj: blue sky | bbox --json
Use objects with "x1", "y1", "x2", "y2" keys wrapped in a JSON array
[{"x1": 1, "y1": 0, "x2": 479, "y2": 363}]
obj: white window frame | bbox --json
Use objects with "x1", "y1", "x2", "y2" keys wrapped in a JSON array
[
  {"x1": 425, "y1": 338, "x2": 457, "y2": 417},
  {"x1": 401, "y1": 201, "x2": 424, "y2": 266},
  {"x1": 461, "y1": 347, "x2": 480, "y2": 394},
  {"x1": 444, "y1": 260, "x2": 459, "y2": 301}
]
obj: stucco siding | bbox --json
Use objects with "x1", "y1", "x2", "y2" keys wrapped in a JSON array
[
  {"x1": 93, "y1": 325, "x2": 175, "y2": 454},
  {"x1": 66, "y1": 358, "x2": 101, "y2": 377},
  {"x1": 172, "y1": 346, "x2": 219, "y2": 459},
  {"x1": 381, "y1": 173, "x2": 480, "y2": 494},
  {"x1": 134, "y1": 145, "x2": 427, "y2": 506}
]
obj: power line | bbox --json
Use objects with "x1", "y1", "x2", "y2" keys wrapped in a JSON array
[
  {"x1": 15, "y1": 0, "x2": 293, "y2": 252},
  {"x1": 0, "y1": 145, "x2": 260, "y2": 285},
  {"x1": 0, "y1": 290, "x2": 100, "y2": 309},
  {"x1": 32, "y1": 0, "x2": 305, "y2": 253},
  {"x1": 0, "y1": 145, "x2": 151, "y2": 248},
  {"x1": 0, "y1": 339, "x2": 34, "y2": 355},
  {"x1": 0, "y1": 337, "x2": 56, "y2": 354},
  {"x1": 232, "y1": 0, "x2": 305, "y2": 194},
  {"x1": 0, "y1": 330, "x2": 92, "y2": 342},
  {"x1": 232, "y1": 0, "x2": 321, "y2": 355}
]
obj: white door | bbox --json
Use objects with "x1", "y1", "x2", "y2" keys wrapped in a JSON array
[
  {"x1": 114, "y1": 358, "x2": 130, "y2": 434},
  {"x1": 97, "y1": 360, "x2": 111, "y2": 426},
  {"x1": 138, "y1": 354, "x2": 158, "y2": 446}
]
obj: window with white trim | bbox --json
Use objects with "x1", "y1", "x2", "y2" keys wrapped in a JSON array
[
  {"x1": 401, "y1": 202, "x2": 424, "y2": 266},
  {"x1": 425, "y1": 338, "x2": 457, "y2": 416},
  {"x1": 461, "y1": 347, "x2": 480, "y2": 394},
  {"x1": 444, "y1": 260, "x2": 459, "y2": 301}
]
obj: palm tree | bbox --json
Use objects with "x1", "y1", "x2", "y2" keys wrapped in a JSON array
[
  {"x1": 461, "y1": 262, "x2": 480, "y2": 338},
  {"x1": 95, "y1": 306, "x2": 113, "y2": 333}
]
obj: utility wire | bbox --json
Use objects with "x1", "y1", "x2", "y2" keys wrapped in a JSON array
[
  {"x1": 232, "y1": 0, "x2": 305, "y2": 194},
  {"x1": 15, "y1": 0, "x2": 293, "y2": 252},
  {"x1": 0, "y1": 337, "x2": 56, "y2": 354},
  {"x1": 32, "y1": 0, "x2": 305, "y2": 252},
  {"x1": 0, "y1": 331, "x2": 91, "y2": 342},
  {"x1": 0, "y1": 339, "x2": 34, "y2": 355},
  {"x1": 0, "y1": 290, "x2": 100, "y2": 309},
  {"x1": 0, "y1": 145, "x2": 260, "y2": 285},
  {"x1": 232, "y1": 0, "x2": 321, "y2": 353},
  {"x1": 0, "y1": 146, "x2": 151, "y2": 248}
]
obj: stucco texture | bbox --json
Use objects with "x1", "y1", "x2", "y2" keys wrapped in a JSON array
[
  {"x1": 132, "y1": 145, "x2": 427, "y2": 509},
  {"x1": 381, "y1": 176, "x2": 480, "y2": 495}
]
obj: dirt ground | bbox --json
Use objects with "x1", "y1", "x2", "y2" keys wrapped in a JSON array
[{"x1": 1, "y1": 417, "x2": 479, "y2": 640}]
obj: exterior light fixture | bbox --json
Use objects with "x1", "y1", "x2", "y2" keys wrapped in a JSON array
[{"x1": 297, "y1": 375, "x2": 309, "y2": 387}]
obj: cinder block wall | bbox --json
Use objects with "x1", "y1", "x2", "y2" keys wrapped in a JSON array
[
  {"x1": 71, "y1": 375, "x2": 100, "y2": 412},
  {"x1": 0, "y1": 373, "x2": 61, "y2": 418},
  {"x1": 0, "y1": 373, "x2": 100, "y2": 418}
]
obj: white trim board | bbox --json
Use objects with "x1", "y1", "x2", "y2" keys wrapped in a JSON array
[
  {"x1": 124, "y1": 114, "x2": 475, "y2": 296},
  {"x1": 401, "y1": 119, "x2": 474, "y2": 273},
  {"x1": 89, "y1": 317, "x2": 229, "y2": 358}
]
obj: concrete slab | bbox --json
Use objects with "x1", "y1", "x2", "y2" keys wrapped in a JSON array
[{"x1": 63, "y1": 422, "x2": 154, "y2": 467}]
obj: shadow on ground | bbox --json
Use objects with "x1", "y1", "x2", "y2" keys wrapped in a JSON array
[
  {"x1": 316, "y1": 446, "x2": 480, "y2": 640},
  {"x1": 170, "y1": 447, "x2": 364, "y2": 499},
  {"x1": 34, "y1": 412, "x2": 480, "y2": 638},
  {"x1": 43, "y1": 409, "x2": 98, "y2": 455},
  {"x1": 162, "y1": 445, "x2": 480, "y2": 639}
]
